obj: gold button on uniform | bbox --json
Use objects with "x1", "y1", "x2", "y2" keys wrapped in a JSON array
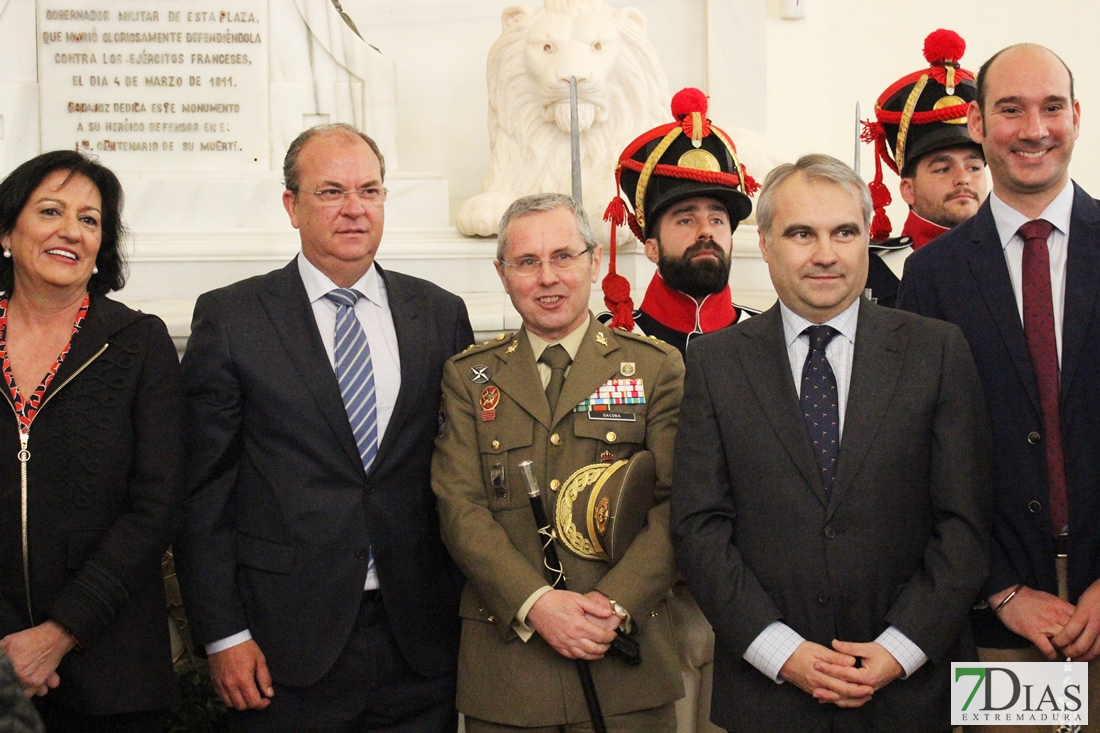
[
  {"x1": 491, "y1": 440, "x2": 500, "y2": 450},
  {"x1": 605, "y1": 431, "x2": 617, "y2": 443},
  {"x1": 550, "y1": 479, "x2": 561, "y2": 491},
  {"x1": 550, "y1": 433, "x2": 562, "y2": 446}
]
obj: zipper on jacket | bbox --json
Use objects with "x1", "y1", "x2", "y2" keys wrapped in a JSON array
[{"x1": 7, "y1": 343, "x2": 108, "y2": 625}]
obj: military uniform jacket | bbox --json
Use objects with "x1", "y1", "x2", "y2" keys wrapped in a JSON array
[{"x1": 432, "y1": 318, "x2": 685, "y2": 726}]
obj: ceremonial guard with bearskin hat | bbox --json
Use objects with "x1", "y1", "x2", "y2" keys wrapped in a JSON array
[
  {"x1": 433, "y1": 193, "x2": 685, "y2": 732},
  {"x1": 861, "y1": 29, "x2": 987, "y2": 307},
  {"x1": 599, "y1": 88, "x2": 764, "y2": 733},
  {"x1": 599, "y1": 88, "x2": 759, "y2": 356}
]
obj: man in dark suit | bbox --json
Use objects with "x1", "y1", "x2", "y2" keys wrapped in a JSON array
[
  {"x1": 672, "y1": 154, "x2": 992, "y2": 733},
  {"x1": 175, "y1": 123, "x2": 473, "y2": 732},
  {"x1": 898, "y1": 43, "x2": 1100, "y2": 732}
]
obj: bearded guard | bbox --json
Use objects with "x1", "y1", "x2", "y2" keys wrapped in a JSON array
[
  {"x1": 597, "y1": 88, "x2": 759, "y2": 355},
  {"x1": 599, "y1": 87, "x2": 766, "y2": 733}
]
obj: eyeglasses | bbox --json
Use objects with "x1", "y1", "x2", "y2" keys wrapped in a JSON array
[
  {"x1": 498, "y1": 249, "x2": 592, "y2": 277},
  {"x1": 309, "y1": 186, "x2": 388, "y2": 206}
]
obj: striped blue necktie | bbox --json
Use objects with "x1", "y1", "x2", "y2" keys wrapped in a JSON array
[{"x1": 325, "y1": 288, "x2": 378, "y2": 473}]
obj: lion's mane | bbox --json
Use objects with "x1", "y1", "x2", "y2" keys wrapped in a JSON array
[{"x1": 457, "y1": 0, "x2": 670, "y2": 238}]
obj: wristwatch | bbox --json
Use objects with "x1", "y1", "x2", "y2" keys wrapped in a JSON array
[{"x1": 608, "y1": 599, "x2": 630, "y2": 631}]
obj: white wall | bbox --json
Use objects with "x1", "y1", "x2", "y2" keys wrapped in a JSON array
[
  {"x1": 763, "y1": 0, "x2": 1100, "y2": 229},
  {"x1": 347, "y1": 0, "x2": 1100, "y2": 232},
  {"x1": 345, "y1": 0, "x2": 709, "y2": 220}
]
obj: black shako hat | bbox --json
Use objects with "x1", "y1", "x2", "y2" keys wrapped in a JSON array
[
  {"x1": 861, "y1": 29, "x2": 980, "y2": 240},
  {"x1": 601, "y1": 88, "x2": 756, "y2": 330}
]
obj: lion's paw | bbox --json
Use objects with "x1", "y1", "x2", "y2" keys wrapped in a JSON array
[{"x1": 456, "y1": 191, "x2": 519, "y2": 237}]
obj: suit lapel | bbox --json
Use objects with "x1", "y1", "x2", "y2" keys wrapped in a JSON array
[
  {"x1": 493, "y1": 329, "x2": 552, "y2": 429},
  {"x1": 1059, "y1": 185, "x2": 1100, "y2": 404},
  {"x1": 552, "y1": 319, "x2": 617, "y2": 428},
  {"x1": 259, "y1": 260, "x2": 363, "y2": 473},
  {"x1": 963, "y1": 203, "x2": 1042, "y2": 415},
  {"x1": 738, "y1": 306, "x2": 827, "y2": 507},
  {"x1": 831, "y1": 300, "x2": 905, "y2": 514},
  {"x1": 370, "y1": 266, "x2": 427, "y2": 477}
]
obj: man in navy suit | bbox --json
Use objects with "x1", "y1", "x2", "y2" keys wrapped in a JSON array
[
  {"x1": 899, "y1": 44, "x2": 1100, "y2": 731},
  {"x1": 175, "y1": 124, "x2": 472, "y2": 732}
]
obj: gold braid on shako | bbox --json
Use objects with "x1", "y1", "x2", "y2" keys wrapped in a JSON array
[
  {"x1": 601, "y1": 88, "x2": 757, "y2": 331},
  {"x1": 860, "y1": 29, "x2": 978, "y2": 240}
]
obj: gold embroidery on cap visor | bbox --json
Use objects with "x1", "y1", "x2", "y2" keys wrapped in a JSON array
[
  {"x1": 553, "y1": 451, "x2": 657, "y2": 563},
  {"x1": 555, "y1": 462, "x2": 616, "y2": 560}
]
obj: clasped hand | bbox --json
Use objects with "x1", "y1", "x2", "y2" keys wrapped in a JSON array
[
  {"x1": 527, "y1": 589, "x2": 619, "y2": 661},
  {"x1": 0, "y1": 620, "x2": 76, "y2": 698},
  {"x1": 993, "y1": 579, "x2": 1100, "y2": 661},
  {"x1": 779, "y1": 640, "x2": 903, "y2": 708}
]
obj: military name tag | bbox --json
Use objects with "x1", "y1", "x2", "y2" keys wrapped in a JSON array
[{"x1": 588, "y1": 411, "x2": 636, "y2": 422}]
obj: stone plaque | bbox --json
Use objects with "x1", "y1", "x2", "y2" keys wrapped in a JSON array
[{"x1": 38, "y1": 1, "x2": 270, "y2": 171}]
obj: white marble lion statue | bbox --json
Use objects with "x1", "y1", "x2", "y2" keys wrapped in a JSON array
[{"x1": 456, "y1": 0, "x2": 670, "y2": 239}]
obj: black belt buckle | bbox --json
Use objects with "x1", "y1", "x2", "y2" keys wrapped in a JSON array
[{"x1": 1054, "y1": 532, "x2": 1068, "y2": 558}]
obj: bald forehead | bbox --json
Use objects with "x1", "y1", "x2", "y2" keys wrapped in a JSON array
[{"x1": 985, "y1": 44, "x2": 1073, "y2": 101}]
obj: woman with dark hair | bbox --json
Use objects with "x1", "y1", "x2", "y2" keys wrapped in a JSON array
[{"x1": 0, "y1": 151, "x2": 183, "y2": 732}]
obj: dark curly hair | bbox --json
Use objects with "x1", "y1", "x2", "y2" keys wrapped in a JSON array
[{"x1": 0, "y1": 150, "x2": 127, "y2": 295}]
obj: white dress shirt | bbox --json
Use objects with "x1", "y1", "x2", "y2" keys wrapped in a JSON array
[
  {"x1": 205, "y1": 254, "x2": 402, "y2": 655},
  {"x1": 742, "y1": 297, "x2": 928, "y2": 682},
  {"x1": 989, "y1": 179, "x2": 1073, "y2": 364}
]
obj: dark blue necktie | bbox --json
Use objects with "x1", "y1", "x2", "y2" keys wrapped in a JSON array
[
  {"x1": 324, "y1": 288, "x2": 379, "y2": 473},
  {"x1": 800, "y1": 325, "x2": 840, "y2": 490}
]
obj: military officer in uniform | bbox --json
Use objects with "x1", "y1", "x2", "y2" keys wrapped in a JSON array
[
  {"x1": 862, "y1": 29, "x2": 987, "y2": 307},
  {"x1": 432, "y1": 192, "x2": 685, "y2": 732}
]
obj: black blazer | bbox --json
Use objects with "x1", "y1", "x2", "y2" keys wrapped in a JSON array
[
  {"x1": 0, "y1": 295, "x2": 183, "y2": 715},
  {"x1": 898, "y1": 185, "x2": 1100, "y2": 648},
  {"x1": 175, "y1": 260, "x2": 473, "y2": 687},
  {"x1": 671, "y1": 299, "x2": 992, "y2": 733}
]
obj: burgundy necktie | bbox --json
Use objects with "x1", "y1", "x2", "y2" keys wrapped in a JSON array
[{"x1": 1019, "y1": 219, "x2": 1067, "y2": 535}]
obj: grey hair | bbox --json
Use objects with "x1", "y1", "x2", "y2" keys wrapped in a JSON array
[
  {"x1": 496, "y1": 193, "x2": 598, "y2": 260},
  {"x1": 756, "y1": 154, "x2": 873, "y2": 242},
  {"x1": 283, "y1": 123, "x2": 386, "y2": 193}
]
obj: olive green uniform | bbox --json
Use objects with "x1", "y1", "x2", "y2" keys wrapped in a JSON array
[{"x1": 432, "y1": 318, "x2": 685, "y2": 728}]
